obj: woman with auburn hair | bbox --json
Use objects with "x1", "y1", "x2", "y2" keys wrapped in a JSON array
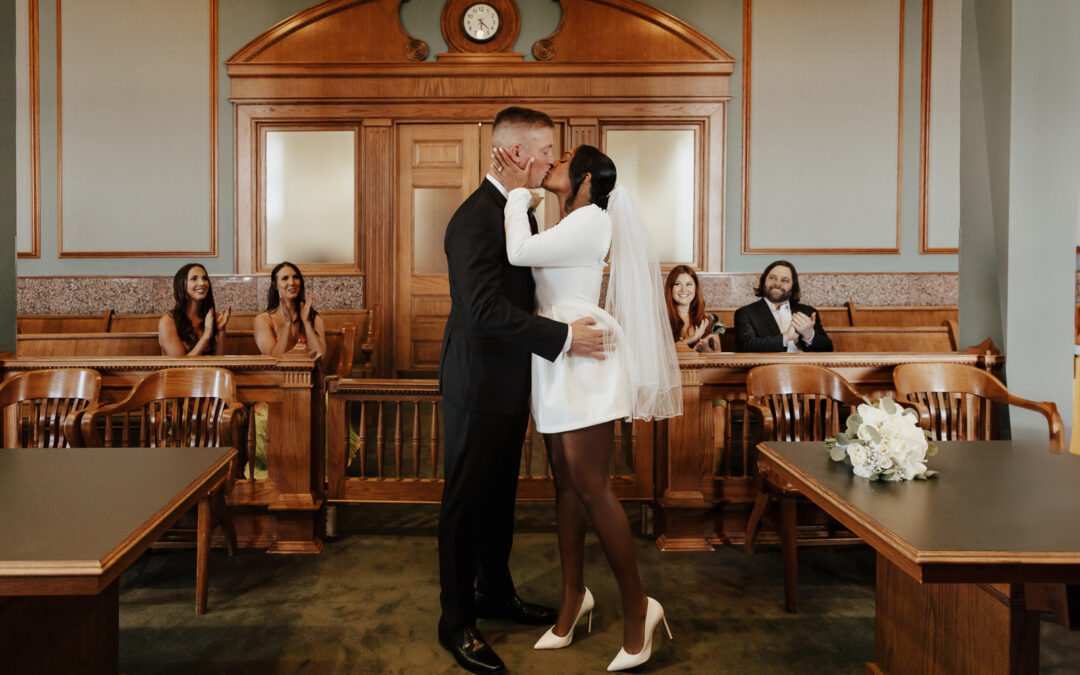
[
  {"x1": 253, "y1": 261, "x2": 327, "y2": 359},
  {"x1": 158, "y1": 263, "x2": 230, "y2": 356},
  {"x1": 665, "y1": 265, "x2": 722, "y2": 352}
]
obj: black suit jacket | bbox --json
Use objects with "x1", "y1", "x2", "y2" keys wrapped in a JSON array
[
  {"x1": 733, "y1": 298, "x2": 834, "y2": 352},
  {"x1": 439, "y1": 179, "x2": 567, "y2": 414}
]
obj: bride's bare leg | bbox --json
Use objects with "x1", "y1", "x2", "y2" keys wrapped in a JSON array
[
  {"x1": 557, "y1": 422, "x2": 648, "y2": 652},
  {"x1": 545, "y1": 432, "x2": 589, "y2": 636}
]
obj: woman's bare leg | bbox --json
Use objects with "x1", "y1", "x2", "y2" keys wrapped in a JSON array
[
  {"x1": 545, "y1": 433, "x2": 589, "y2": 636},
  {"x1": 551, "y1": 422, "x2": 647, "y2": 652}
]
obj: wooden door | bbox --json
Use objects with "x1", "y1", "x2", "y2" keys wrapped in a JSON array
[{"x1": 395, "y1": 124, "x2": 484, "y2": 377}]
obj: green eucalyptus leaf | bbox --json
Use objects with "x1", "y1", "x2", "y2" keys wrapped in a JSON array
[
  {"x1": 926, "y1": 442, "x2": 938, "y2": 457},
  {"x1": 835, "y1": 432, "x2": 850, "y2": 446},
  {"x1": 830, "y1": 446, "x2": 848, "y2": 462},
  {"x1": 862, "y1": 396, "x2": 873, "y2": 405},
  {"x1": 880, "y1": 397, "x2": 897, "y2": 414},
  {"x1": 864, "y1": 426, "x2": 881, "y2": 444}
]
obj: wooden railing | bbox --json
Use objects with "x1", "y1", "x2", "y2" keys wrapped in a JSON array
[
  {"x1": 0, "y1": 352, "x2": 326, "y2": 553},
  {"x1": 326, "y1": 378, "x2": 654, "y2": 503}
]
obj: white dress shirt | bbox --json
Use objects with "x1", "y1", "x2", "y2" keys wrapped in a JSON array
[{"x1": 765, "y1": 300, "x2": 813, "y2": 353}]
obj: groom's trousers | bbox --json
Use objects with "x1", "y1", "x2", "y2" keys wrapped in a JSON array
[{"x1": 438, "y1": 399, "x2": 529, "y2": 633}]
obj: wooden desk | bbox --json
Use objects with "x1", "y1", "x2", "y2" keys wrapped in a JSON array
[
  {"x1": 0, "y1": 446, "x2": 236, "y2": 674},
  {"x1": 755, "y1": 440, "x2": 1080, "y2": 674}
]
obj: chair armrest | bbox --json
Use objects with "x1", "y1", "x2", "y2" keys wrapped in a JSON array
[
  {"x1": 1005, "y1": 394, "x2": 1065, "y2": 453},
  {"x1": 63, "y1": 400, "x2": 100, "y2": 448},
  {"x1": 745, "y1": 399, "x2": 775, "y2": 446}
]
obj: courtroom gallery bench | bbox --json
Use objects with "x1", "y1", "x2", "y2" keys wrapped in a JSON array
[{"x1": 16, "y1": 307, "x2": 378, "y2": 377}]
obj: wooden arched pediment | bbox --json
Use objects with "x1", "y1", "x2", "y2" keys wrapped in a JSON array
[
  {"x1": 532, "y1": 0, "x2": 732, "y2": 63},
  {"x1": 229, "y1": 0, "x2": 429, "y2": 64}
]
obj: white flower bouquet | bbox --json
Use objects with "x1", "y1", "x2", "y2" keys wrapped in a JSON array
[{"x1": 825, "y1": 397, "x2": 938, "y2": 481}]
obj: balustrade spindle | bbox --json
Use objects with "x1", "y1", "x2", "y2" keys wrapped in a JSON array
[
  {"x1": 394, "y1": 401, "x2": 403, "y2": 479},
  {"x1": 357, "y1": 402, "x2": 367, "y2": 476},
  {"x1": 430, "y1": 402, "x2": 440, "y2": 479},
  {"x1": 376, "y1": 404, "x2": 385, "y2": 478},
  {"x1": 412, "y1": 401, "x2": 421, "y2": 479}
]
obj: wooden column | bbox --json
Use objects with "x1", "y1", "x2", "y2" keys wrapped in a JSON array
[
  {"x1": 266, "y1": 351, "x2": 324, "y2": 553},
  {"x1": 362, "y1": 119, "x2": 394, "y2": 378},
  {"x1": 655, "y1": 366, "x2": 715, "y2": 550}
]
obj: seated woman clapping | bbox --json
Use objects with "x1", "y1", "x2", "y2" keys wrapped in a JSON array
[
  {"x1": 158, "y1": 263, "x2": 230, "y2": 356},
  {"x1": 254, "y1": 262, "x2": 327, "y2": 359},
  {"x1": 665, "y1": 265, "x2": 722, "y2": 353}
]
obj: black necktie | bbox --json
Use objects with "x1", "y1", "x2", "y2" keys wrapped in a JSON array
[{"x1": 527, "y1": 208, "x2": 538, "y2": 235}]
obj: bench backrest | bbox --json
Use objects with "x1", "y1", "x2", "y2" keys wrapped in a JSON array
[{"x1": 15, "y1": 326, "x2": 356, "y2": 376}]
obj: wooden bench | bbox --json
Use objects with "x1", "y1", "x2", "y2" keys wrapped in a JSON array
[
  {"x1": 845, "y1": 302, "x2": 957, "y2": 327},
  {"x1": 712, "y1": 320, "x2": 959, "y2": 352},
  {"x1": 16, "y1": 310, "x2": 113, "y2": 334},
  {"x1": 18, "y1": 307, "x2": 378, "y2": 377},
  {"x1": 14, "y1": 326, "x2": 357, "y2": 377}
]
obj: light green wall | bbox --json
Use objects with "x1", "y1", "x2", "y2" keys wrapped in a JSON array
[
  {"x1": 17, "y1": 0, "x2": 958, "y2": 276},
  {"x1": 1, "y1": 0, "x2": 16, "y2": 350}
]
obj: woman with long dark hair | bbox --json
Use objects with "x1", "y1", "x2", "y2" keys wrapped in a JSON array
[
  {"x1": 158, "y1": 263, "x2": 230, "y2": 356},
  {"x1": 492, "y1": 144, "x2": 681, "y2": 671},
  {"x1": 253, "y1": 261, "x2": 327, "y2": 358},
  {"x1": 665, "y1": 265, "x2": 722, "y2": 352}
]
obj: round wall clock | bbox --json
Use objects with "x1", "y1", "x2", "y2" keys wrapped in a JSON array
[
  {"x1": 440, "y1": 0, "x2": 521, "y2": 56},
  {"x1": 462, "y1": 3, "x2": 500, "y2": 43}
]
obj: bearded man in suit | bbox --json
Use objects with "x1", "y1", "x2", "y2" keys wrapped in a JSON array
[
  {"x1": 437, "y1": 106, "x2": 605, "y2": 674},
  {"x1": 734, "y1": 260, "x2": 833, "y2": 353}
]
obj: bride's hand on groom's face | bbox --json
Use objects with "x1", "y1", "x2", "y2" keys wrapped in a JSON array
[{"x1": 491, "y1": 147, "x2": 532, "y2": 191}]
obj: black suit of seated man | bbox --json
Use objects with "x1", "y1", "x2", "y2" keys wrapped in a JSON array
[
  {"x1": 436, "y1": 107, "x2": 605, "y2": 674},
  {"x1": 734, "y1": 260, "x2": 834, "y2": 353}
]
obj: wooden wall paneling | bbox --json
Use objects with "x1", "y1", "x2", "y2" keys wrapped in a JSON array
[
  {"x1": 56, "y1": 0, "x2": 218, "y2": 258},
  {"x1": 363, "y1": 119, "x2": 393, "y2": 378},
  {"x1": 18, "y1": 0, "x2": 41, "y2": 258},
  {"x1": 741, "y1": 0, "x2": 905, "y2": 255}
]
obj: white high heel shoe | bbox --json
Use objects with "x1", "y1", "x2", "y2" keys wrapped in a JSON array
[
  {"x1": 606, "y1": 597, "x2": 672, "y2": 671},
  {"x1": 533, "y1": 587, "x2": 595, "y2": 650}
]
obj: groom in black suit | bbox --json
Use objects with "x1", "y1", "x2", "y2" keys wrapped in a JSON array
[
  {"x1": 437, "y1": 107, "x2": 605, "y2": 674},
  {"x1": 734, "y1": 260, "x2": 833, "y2": 352}
]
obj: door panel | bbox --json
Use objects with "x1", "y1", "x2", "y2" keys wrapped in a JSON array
[{"x1": 395, "y1": 124, "x2": 481, "y2": 376}]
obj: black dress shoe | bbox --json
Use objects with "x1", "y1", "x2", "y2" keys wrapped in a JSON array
[
  {"x1": 475, "y1": 591, "x2": 559, "y2": 625},
  {"x1": 438, "y1": 625, "x2": 506, "y2": 674}
]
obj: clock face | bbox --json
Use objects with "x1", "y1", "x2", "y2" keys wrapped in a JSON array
[{"x1": 462, "y1": 3, "x2": 500, "y2": 43}]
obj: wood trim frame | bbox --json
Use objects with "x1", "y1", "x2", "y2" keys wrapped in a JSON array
[
  {"x1": 55, "y1": 0, "x2": 218, "y2": 258},
  {"x1": 18, "y1": 0, "x2": 41, "y2": 259},
  {"x1": 599, "y1": 119, "x2": 713, "y2": 271},
  {"x1": 741, "y1": 0, "x2": 906, "y2": 255},
  {"x1": 918, "y1": 0, "x2": 960, "y2": 255},
  {"x1": 254, "y1": 124, "x2": 363, "y2": 274}
]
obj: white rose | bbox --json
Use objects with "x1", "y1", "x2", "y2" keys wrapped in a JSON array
[
  {"x1": 847, "y1": 444, "x2": 868, "y2": 466},
  {"x1": 857, "y1": 404, "x2": 889, "y2": 427}
]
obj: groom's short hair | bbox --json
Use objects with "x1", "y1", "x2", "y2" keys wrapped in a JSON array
[{"x1": 492, "y1": 107, "x2": 554, "y2": 147}]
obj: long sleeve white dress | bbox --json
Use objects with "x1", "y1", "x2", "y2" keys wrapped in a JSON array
[{"x1": 504, "y1": 187, "x2": 632, "y2": 433}]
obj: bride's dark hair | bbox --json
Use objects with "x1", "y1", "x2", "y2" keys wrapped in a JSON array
[{"x1": 567, "y1": 145, "x2": 617, "y2": 211}]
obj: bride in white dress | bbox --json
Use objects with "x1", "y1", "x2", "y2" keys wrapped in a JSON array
[{"x1": 491, "y1": 144, "x2": 681, "y2": 671}]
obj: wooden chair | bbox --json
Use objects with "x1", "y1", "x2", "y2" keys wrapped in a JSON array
[
  {"x1": 80, "y1": 367, "x2": 246, "y2": 614},
  {"x1": 0, "y1": 368, "x2": 101, "y2": 448},
  {"x1": 892, "y1": 362, "x2": 1063, "y2": 452},
  {"x1": 743, "y1": 364, "x2": 868, "y2": 613}
]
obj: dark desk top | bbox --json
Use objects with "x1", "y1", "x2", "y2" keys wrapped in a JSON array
[
  {"x1": 0, "y1": 446, "x2": 234, "y2": 594},
  {"x1": 757, "y1": 440, "x2": 1080, "y2": 582}
]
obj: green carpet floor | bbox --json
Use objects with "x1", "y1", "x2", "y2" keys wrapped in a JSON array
[{"x1": 118, "y1": 503, "x2": 1080, "y2": 674}]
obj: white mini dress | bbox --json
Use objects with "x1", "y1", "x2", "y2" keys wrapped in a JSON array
[{"x1": 504, "y1": 188, "x2": 631, "y2": 434}]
